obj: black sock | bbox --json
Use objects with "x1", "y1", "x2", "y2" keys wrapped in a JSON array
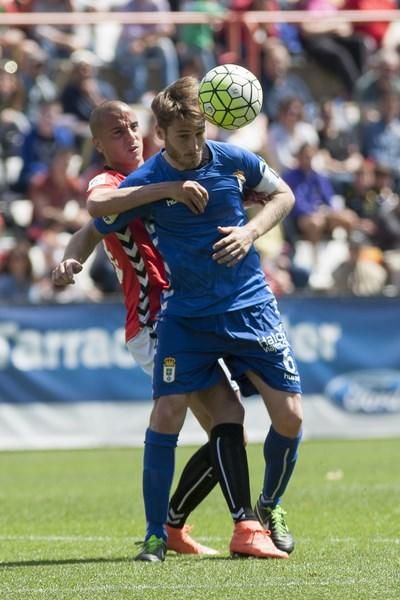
[
  {"x1": 167, "y1": 442, "x2": 218, "y2": 528},
  {"x1": 210, "y1": 423, "x2": 256, "y2": 523}
]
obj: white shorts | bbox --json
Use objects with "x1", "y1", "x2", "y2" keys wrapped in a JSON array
[{"x1": 126, "y1": 327, "x2": 156, "y2": 376}]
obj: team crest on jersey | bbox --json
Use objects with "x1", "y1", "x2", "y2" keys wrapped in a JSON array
[
  {"x1": 87, "y1": 173, "x2": 108, "y2": 191},
  {"x1": 163, "y1": 356, "x2": 176, "y2": 383},
  {"x1": 233, "y1": 170, "x2": 246, "y2": 192},
  {"x1": 166, "y1": 198, "x2": 177, "y2": 207},
  {"x1": 102, "y1": 213, "x2": 118, "y2": 224}
]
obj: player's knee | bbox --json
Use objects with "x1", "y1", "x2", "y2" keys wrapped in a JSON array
[
  {"x1": 286, "y1": 411, "x2": 303, "y2": 438},
  {"x1": 227, "y1": 398, "x2": 245, "y2": 425},
  {"x1": 208, "y1": 394, "x2": 245, "y2": 428},
  {"x1": 149, "y1": 395, "x2": 187, "y2": 433},
  {"x1": 273, "y1": 413, "x2": 302, "y2": 438},
  {"x1": 273, "y1": 395, "x2": 303, "y2": 438}
]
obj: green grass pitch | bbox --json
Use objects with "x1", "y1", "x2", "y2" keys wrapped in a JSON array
[{"x1": 1, "y1": 438, "x2": 399, "y2": 599}]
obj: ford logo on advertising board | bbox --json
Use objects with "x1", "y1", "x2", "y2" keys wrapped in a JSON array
[{"x1": 325, "y1": 370, "x2": 400, "y2": 414}]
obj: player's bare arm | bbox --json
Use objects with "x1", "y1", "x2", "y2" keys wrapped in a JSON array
[
  {"x1": 52, "y1": 222, "x2": 103, "y2": 286},
  {"x1": 87, "y1": 180, "x2": 209, "y2": 218},
  {"x1": 212, "y1": 180, "x2": 294, "y2": 267}
]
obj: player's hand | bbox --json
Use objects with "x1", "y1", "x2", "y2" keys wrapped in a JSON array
[
  {"x1": 173, "y1": 181, "x2": 209, "y2": 214},
  {"x1": 52, "y1": 259, "x2": 83, "y2": 286},
  {"x1": 212, "y1": 226, "x2": 254, "y2": 267}
]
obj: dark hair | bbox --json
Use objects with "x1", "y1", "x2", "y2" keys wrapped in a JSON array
[
  {"x1": 1, "y1": 246, "x2": 32, "y2": 278},
  {"x1": 151, "y1": 76, "x2": 204, "y2": 130},
  {"x1": 277, "y1": 96, "x2": 303, "y2": 116}
]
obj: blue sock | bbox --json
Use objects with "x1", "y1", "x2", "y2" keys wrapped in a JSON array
[
  {"x1": 261, "y1": 426, "x2": 302, "y2": 508},
  {"x1": 143, "y1": 428, "x2": 178, "y2": 541}
]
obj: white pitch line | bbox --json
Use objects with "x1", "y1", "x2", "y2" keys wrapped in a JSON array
[
  {"x1": 1, "y1": 535, "x2": 399, "y2": 544},
  {"x1": 329, "y1": 537, "x2": 400, "y2": 544},
  {"x1": 0, "y1": 534, "x2": 224, "y2": 544},
  {"x1": 0, "y1": 534, "x2": 136, "y2": 542}
]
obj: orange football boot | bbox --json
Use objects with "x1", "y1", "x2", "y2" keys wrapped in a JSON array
[
  {"x1": 229, "y1": 520, "x2": 289, "y2": 559},
  {"x1": 166, "y1": 524, "x2": 218, "y2": 555}
]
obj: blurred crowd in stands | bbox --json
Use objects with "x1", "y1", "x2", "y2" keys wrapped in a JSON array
[{"x1": 1, "y1": 0, "x2": 400, "y2": 304}]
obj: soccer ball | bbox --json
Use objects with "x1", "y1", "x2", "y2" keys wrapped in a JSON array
[{"x1": 198, "y1": 64, "x2": 263, "y2": 130}]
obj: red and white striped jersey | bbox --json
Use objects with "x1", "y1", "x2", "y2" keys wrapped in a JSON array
[{"x1": 87, "y1": 169, "x2": 168, "y2": 342}]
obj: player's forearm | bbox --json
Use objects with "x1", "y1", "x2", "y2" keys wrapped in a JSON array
[
  {"x1": 62, "y1": 223, "x2": 103, "y2": 264},
  {"x1": 87, "y1": 182, "x2": 180, "y2": 217},
  {"x1": 244, "y1": 184, "x2": 295, "y2": 241}
]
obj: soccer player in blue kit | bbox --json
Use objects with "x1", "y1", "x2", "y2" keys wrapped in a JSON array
[{"x1": 92, "y1": 77, "x2": 303, "y2": 562}]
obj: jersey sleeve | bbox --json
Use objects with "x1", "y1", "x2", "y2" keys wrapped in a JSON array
[
  {"x1": 92, "y1": 172, "x2": 153, "y2": 234},
  {"x1": 237, "y1": 146, "x2": 281, "y2": 194},
  {"x1": 86, "y1": 171, "x2": 121, "y2": 195},
  {"x1": 93, "y1": 209, "x2": 131, "y2": 233}
]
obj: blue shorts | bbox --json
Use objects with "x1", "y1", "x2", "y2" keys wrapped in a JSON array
[{"x1": 152, "y1": 299, "x2": 302, "y2": 398}]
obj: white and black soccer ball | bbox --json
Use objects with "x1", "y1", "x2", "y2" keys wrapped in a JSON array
[{"x1": 198, "y1": 64, "x2": 263, "y2": 130}]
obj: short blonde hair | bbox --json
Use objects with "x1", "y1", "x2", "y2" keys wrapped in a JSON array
[
  {"x1": 89, "y1": 100, "x2": 133, "y2": 136},
  {"x1": 151, "y1": 76, "x2": 204, "y2": 130}
]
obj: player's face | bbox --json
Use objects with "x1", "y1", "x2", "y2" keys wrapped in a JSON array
[
  {"x1": 158, "y1": 119, "x2": 206, "y2": 170},
  {"x1": 93, "y1": 107, "x2": 144, "y2": 174}
]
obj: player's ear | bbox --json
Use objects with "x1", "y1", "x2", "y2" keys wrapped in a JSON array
[
  {"x1": 155, "y1": 125, "x2": 165, "y2": 143},
  {"x1": 92, "y1": 136, "x2": 103, "y2": 155}
]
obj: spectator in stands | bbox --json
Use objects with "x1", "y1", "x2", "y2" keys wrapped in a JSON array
[
  {"x1": 15, "y1": 39, "x2": 57, "y2": 122},
  {"x1": 13, "y1": 99, "x2": 76, "y2": 194},
  {"x1": 262, "y1": 245, "x2": 310, "y2": 297},
  {"x1": 179, "y1": 54, "x2": 205, "y2": 81},
  {"x1": 224, "y1": 0, "x2": 253, "y2": 63},
  {"x1": 372, "y1": 167, "x2": 400, "y2": 293},
  {"x1": 30, "y1": 0, "x2": 86, "y2": 61},
  {"x1": 1, "y1": 0, "x2": 34, "y2": 13},
  {"x1": 59, "y1": 49, "x2": 116, "y2": 126},
  {"x1": 178, "y1": 0, "x2": 225, "y2": 77},
  {"x1": 225, "y1": 112, "x2": 269, "y2": 157},
  {"x1": 113, "y1": 0, "x2": 180, "y2": 103},
  {"x1": 267, "y1": 96, "x2": 319, "y2": 172},
  {"x1": 246, "y1": 0, "x2": 282, "y2": 43},
  {"x1": 0, "y1": 242, "x2": 35, "y2": 302},
  {"x1": 354, "y1": 47, "x2": 400, "y2": 110},
  {"x1": 0, "y1": 59, "x2": 24, "y2": 112},
  {"x1": 282, "y1": 142, "x2": 359, "y2": 245},
  {"x1": 341, "y1": 158, "x2": 379, "y2": 241},
  {"x1": 373, "y1": 166, "x2": 400, "y2": 252},
  {"x1": 261, "y1": 40, "x2": 316, "y2": 123},
  {"x1": 316, "y1": 98, "x2": 363, "y2": 186},
  {"x1": 0, "y1": 2, "x2": 28, "y2": 65},
  {"x1": 0, "y1": 61, "x2": 29, "y2": 186},
  {"x1": 28, "y1": 147, "x2": 88, "y2": 236},
  {"x1": 33, "y1": 225, "x2": 102, "y2": 302},
  {"x1": 360, "y1": 89, "x2": 400, "y2": 182},
  {"x1": 331, "y1": 229, "x2": 389, "y2": 296},
  {"x1": 342, "y1": 0, "x2": 396, "y2": 52},
  {"x1": 0, "y1": 25, "x2": 26, "y2": 63},
  {"x1": 297, "y1": 0, "x2": 368, "y2": 96}
]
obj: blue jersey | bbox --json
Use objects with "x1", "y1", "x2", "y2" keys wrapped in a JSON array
[{"x1": 94, "y1": 141, "x2": 278, "y2": 317}]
